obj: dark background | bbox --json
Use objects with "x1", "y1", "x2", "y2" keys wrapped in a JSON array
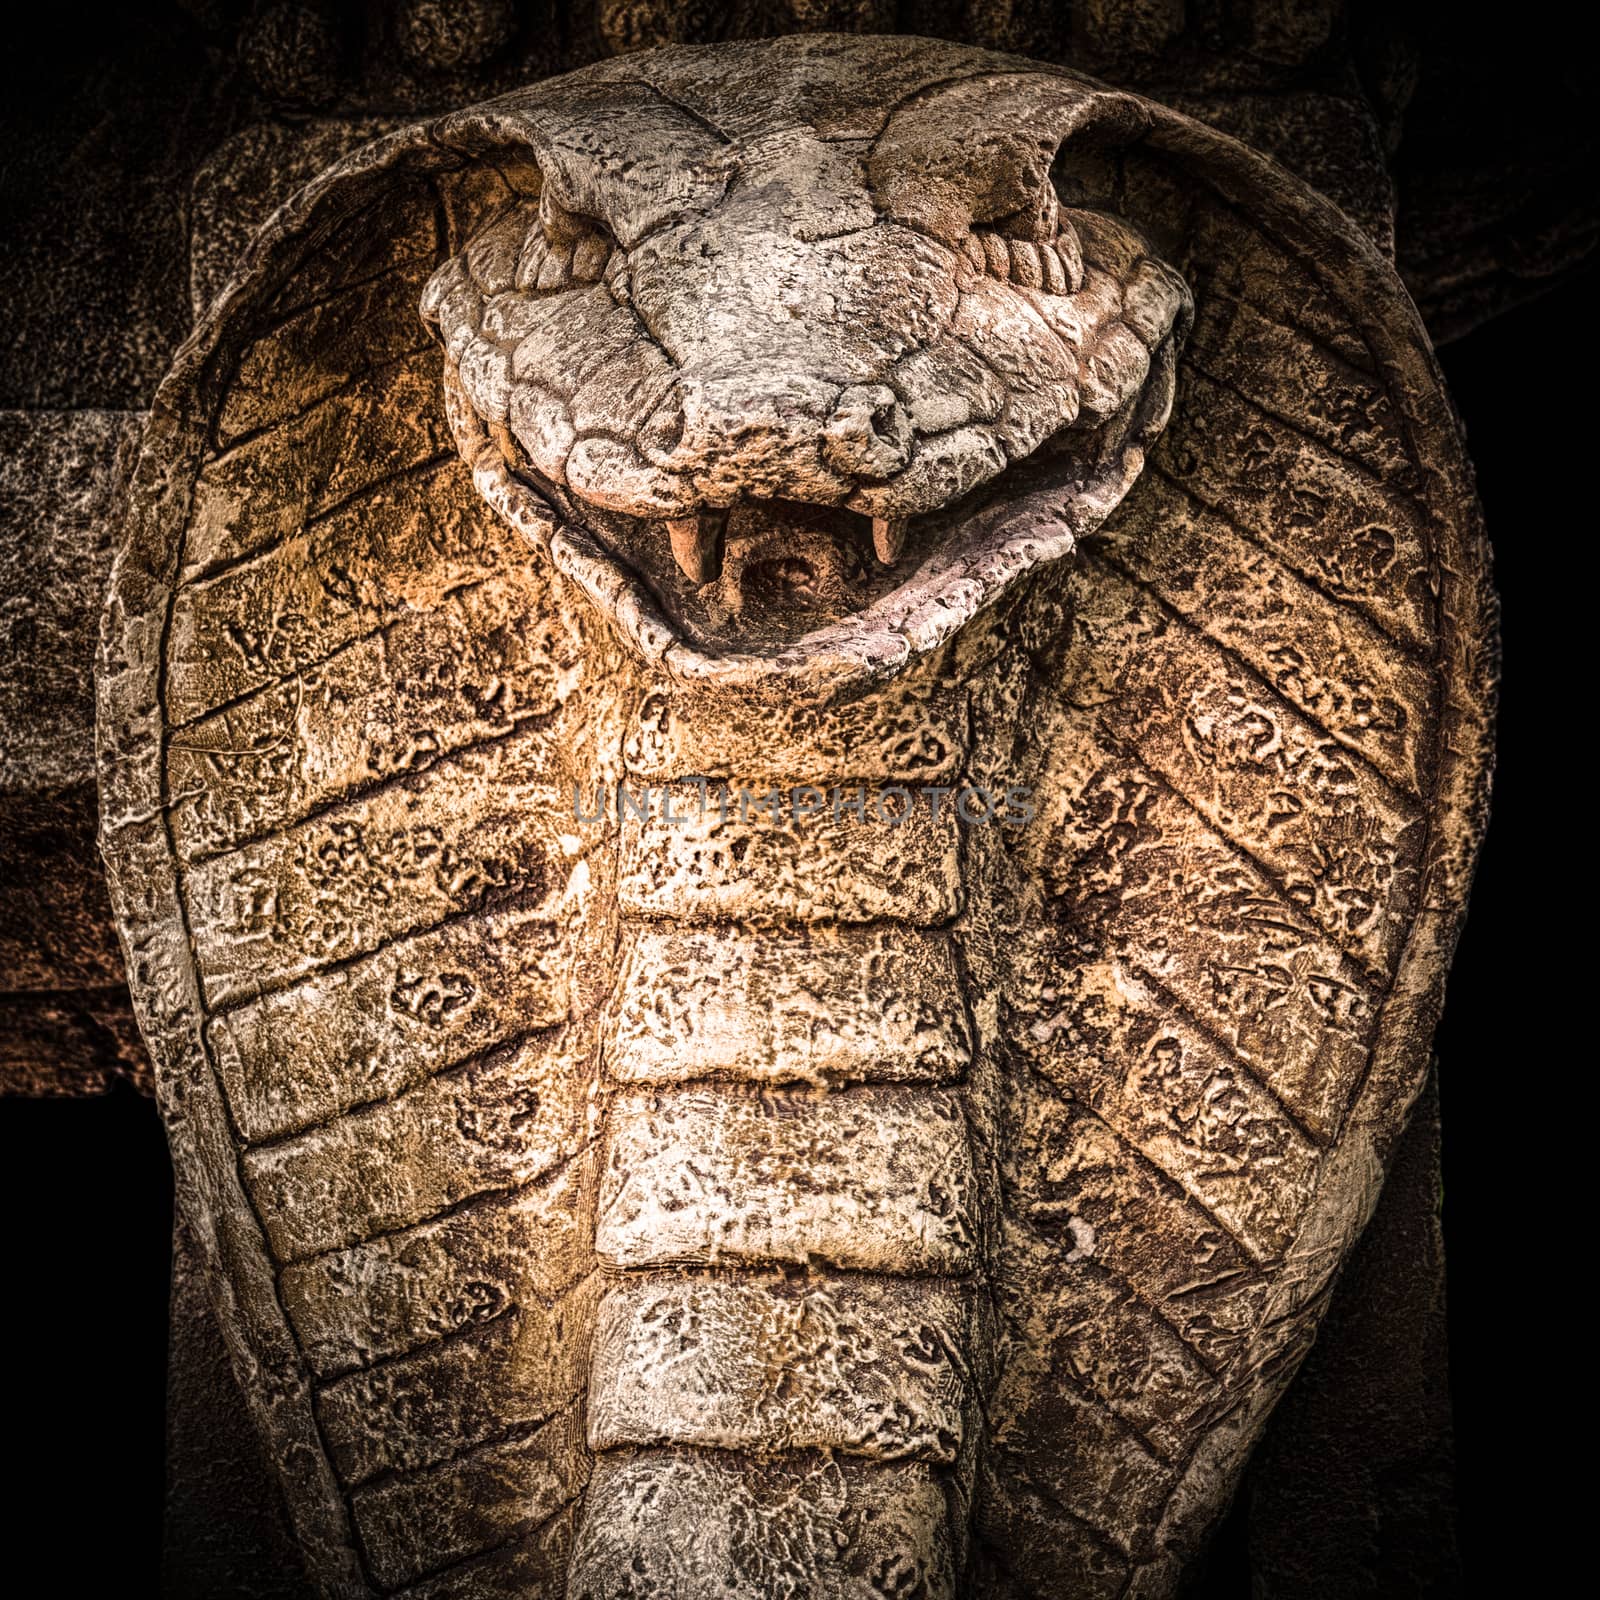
[
  {"x1": 1427, "y1": 282, "x2": 1580, "y2": 1600},
  {"x1": 0, "y1": 3, "x2": 1587, "y2": 1593}
]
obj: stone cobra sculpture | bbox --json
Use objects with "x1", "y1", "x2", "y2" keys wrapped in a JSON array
[{"x1": 96, "y1": 32, "x2": 1495, "y2": 1600}]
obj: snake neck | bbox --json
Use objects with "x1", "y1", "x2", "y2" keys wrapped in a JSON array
[{"x1": 566, "y1": 653, "x2": 1023, "y2": 1598}]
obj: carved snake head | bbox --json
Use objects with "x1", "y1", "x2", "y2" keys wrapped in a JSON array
[{"x1": 423, "y1": 46, "x2": 1192, "y2": 696}]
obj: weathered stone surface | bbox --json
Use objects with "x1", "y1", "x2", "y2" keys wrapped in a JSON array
[
  {"x1": 0, "y1": 409, "x2": 149, "y2": 1095},
  {"x1": 190, "y1": 120, "x2": 408, "y2": 318},
  {"x1": 0, "y1": 8, "x2": 214, "y2": 410},
  {"x1": 180, "y1": 345, "x2": 452, "y2": 581},
  {"x1": 216, "y1": 257, "x2": 440, "y2": 452},
  {"x1": 1006, "y1": 1089, "x2": 1269, "y2": 1369},
  {"x1": 280, "y1": 1150, "x2": 594, "y2": 1378},
  {"x1": 391, "y1": 1510, "x2": 574, "y2": 1600},
  {"x1": 169, "y1": 578, "x2": 584, "y2": 868},
  {"x1": 1094, "y1": 474, "x2": 1431, "y2": 796},
  {"x1": 243, "y1": 1030, "x2": 591, "y2": 1261},
  {"x1": 1153, "y1": 374, "x2": 1434, "y2": 653},
  {"x1": 596, "y1": 1086, "x2": 980, "y2": 1274},
  {"x1": 1, "y1": 411, "x2": 143, "y2": 792},
  {"x1": 350, "y1": 1408, "x2": 582, "y2": 1591},
  {"x1": 281, "y1": 1152, "x2": 595, "y2": 1376},
  {"x1": 213, "y1": 905, "x2": 566, "y2": 1144},
  {"x1": 622, "y1": 670, "x2": 967, "y2": 784},
  {"x1": 1028, "y1": 756, "x2": 1380, "y2": 1148},
  {"x1": 315, "y1": 1286, "x2": 598, "y2": 1487},
  {"x1": 999, "y1": 1224, "x2": 1225, "y2": 1463},
  {"x1": 589, "y1": 1274, "x2": 974, "y2": 1459},
  {"x1": 602, "y1": 923, "x2": 971, "y2": 1087},
  {"x1": 181, "y1": 729, "x2": 567, "y2": 1011},
  {"x1": 570, "y1": 1451, "x2": 958, "y2": 1600},
  {"x1": 617, "y1": 780, "x2": 964, "y2": 924},
  {"x1": 1014, "y1": 944, "x2": 1325, "y2": 1260},
  {"x1": 166, "y1": 462, "x2": 517, "y2": 726},
  {"x1": 1177, "y1": 91, "x2": 1397, "y2": 257},
  {"x1": 96, "y1": 33, "x2": 1493, "y2": 1600},
  {"x1": 1077, "y1": 566, "x2": 1427, "y2": 981}
]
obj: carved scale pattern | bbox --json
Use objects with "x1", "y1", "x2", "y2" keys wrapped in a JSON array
[
  {"x1": 567, "y1": 668, "x2": 992, "y2": 1597},
  {"x1": 97, "y1": 36, "x2": 1494, "y2": 1600}
]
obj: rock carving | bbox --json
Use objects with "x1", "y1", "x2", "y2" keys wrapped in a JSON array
[{"x1": 97, "y1": 33, "x2": 1495, "y2": 1600}]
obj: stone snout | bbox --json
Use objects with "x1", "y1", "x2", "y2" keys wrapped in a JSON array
[
  {"x1": 635, "y1": 372, "x2": 913, "y2": 503},
  {"x1": 624, "y1": 370, "x2": 916, "y2": 584}
]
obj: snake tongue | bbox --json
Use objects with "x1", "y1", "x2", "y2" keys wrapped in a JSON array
[{"x1": 667, "y1": 513, "x2": 728, "y2": 585}]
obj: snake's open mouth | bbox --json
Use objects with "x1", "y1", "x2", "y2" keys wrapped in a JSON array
[{"x1": 442, "y1": 327, "x2": 1181, "y2": 700}]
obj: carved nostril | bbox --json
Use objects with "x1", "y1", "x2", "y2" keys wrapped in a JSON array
[{"x1": 822, "y1": 384, "x2": 912, "y2": 480}]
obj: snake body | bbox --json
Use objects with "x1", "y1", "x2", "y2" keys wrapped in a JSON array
[{"x1": 98, "y1": 34, "x2": 1495, "y2": 1599}]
